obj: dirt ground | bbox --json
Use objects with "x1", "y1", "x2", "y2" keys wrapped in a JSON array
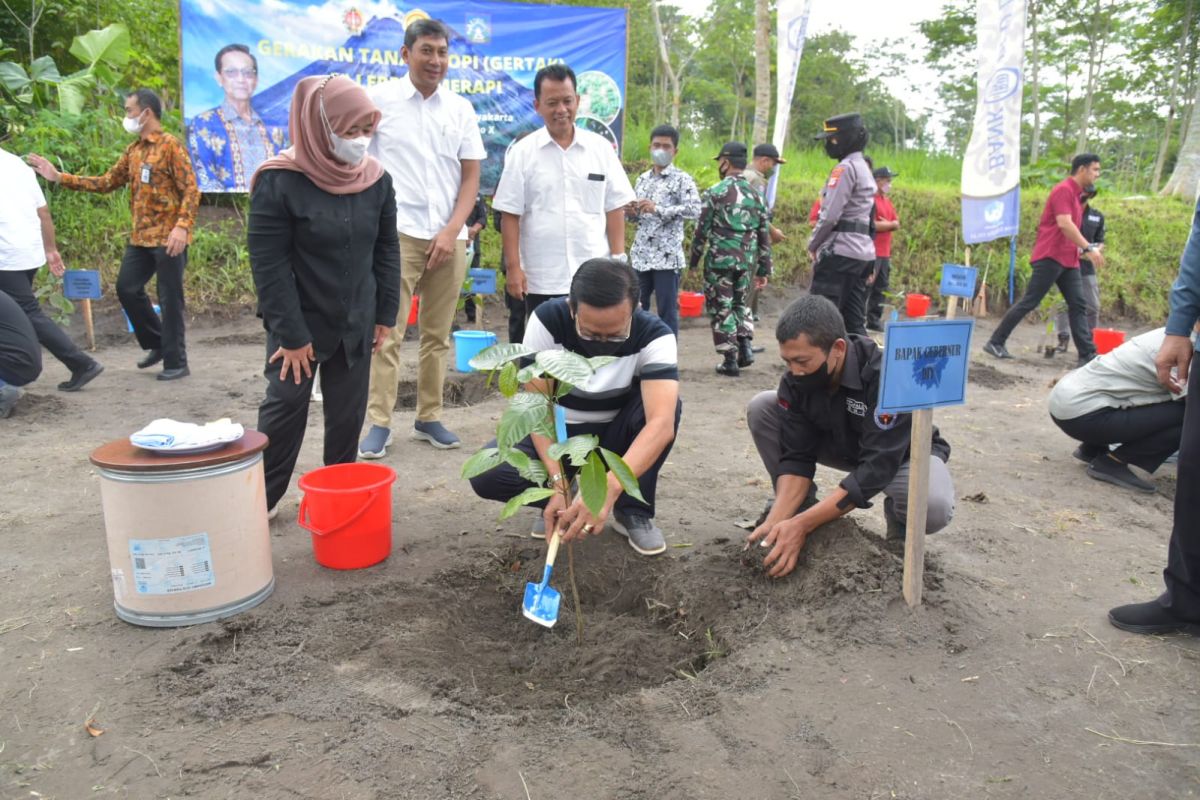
[{"x1": 2, "y1": 297, "x2": 1198, "y2": 800}]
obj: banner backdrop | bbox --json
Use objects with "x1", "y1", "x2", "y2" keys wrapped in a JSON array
[
  {"x1": 180, "y1": 0, "x2": 628, "y2": 193},
  {"x1": 766, "y1": 0, "x2": 813, "y2": 208},
  {"x1": 960, "y1": 0, "x2": 1026, "y2": 244}
]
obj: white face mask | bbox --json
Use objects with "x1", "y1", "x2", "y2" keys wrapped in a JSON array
[
  {"x1": 122, "y1": 111, "x2": 144, "y2": 134},
  {"x1": 319, "y1": 92, "x2": 370, "y2": 165},
  {"x1": 651, "y1": 149, "x2": 672, "y2": 168}
]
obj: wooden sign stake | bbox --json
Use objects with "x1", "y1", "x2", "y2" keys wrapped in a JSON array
[
  {"x1": 81, "y1": 297, "x2": 95, "y2": 351},
  {"x1": 902, "y1": 407, "x2": 933, "y2": 607}
]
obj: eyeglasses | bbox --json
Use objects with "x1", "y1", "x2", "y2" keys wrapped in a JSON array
[
  {"x1": 574, "y1": 315, "x2": 631, "y2": 343},
  {"x1": 221, "y1": 68, "x2": 257, "y2": 79}
]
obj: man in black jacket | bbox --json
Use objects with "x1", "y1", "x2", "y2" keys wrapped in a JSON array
[
  {"x1": 1055, "y1": 187, "x2": 1105, "y2": 354},
  {"x1": 745, "y1": 295, "x2": 955, "y2": 577}
]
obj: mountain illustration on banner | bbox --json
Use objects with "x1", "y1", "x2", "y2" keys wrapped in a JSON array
[{"x1": 244, "y1": 15, "x2": 622, "y2": 192}]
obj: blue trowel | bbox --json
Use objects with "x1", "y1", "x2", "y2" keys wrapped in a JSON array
[{"x1": 522, "y1": 530, "x2": 562, "y2": 628}]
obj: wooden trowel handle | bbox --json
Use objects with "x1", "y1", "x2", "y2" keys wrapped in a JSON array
[{"x1": 545, "y1": 530, "x2": 562, "y2": 567}]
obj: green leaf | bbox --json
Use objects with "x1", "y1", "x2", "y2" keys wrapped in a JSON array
[
  {"x1": 500, "y1": 487, "x2": 556, "y2": 520},
  {"x1": 460, "y1": 447, "x2": 502, "y2": 480},
  {"x1": 469, "y1": 342, "x2": 533, "y2": 371},
  {"x1": 498, "y1": 360, "x2": 518, "y2": 398},
  {"x1": 579, "y1": 451, "x2": 608, "y2": 517},
  {"x1": 600, "y1": 448, "x2": 646, "y2": 503},
  {"x1": 516, "y1": 364, "x2": 544, "y2": 383},
  {"x1": 535, "y1": 349, "x2": 595, "y2": 387},
  {"x1": 0, "y1": 62, "x2": 30, "y2": 94},
  {"x1": 547, "y1": 434, "x2": 599, "y2": 468},
  {"x1": 504, "y1": 448, "x2": 549, "y2": 485},
  {"x1": 69, "y1": 24, "x2": 131, "y2": 69},
  {"x1": 55, "y1": 70, "x2": 94, "y2": 115},
  {"x1": 497, "y1": 392, "x2": 549, "y2": 449},
  {"x1": 586, "y1": 355, "x2": 618, "y2": 371},
  {"x1": 29, "y1": 56, "x2": 61, "y2": 84}
]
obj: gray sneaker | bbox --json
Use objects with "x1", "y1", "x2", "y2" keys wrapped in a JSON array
[
  {"x1": 0, "y1": 384, "x2": 20, "y2": 419},
  {"x1": 412, "y1": 420, "x2": 461, "y2": 449},
  {"x1": 358, "y1": 425, "x2": 393, "y2": 459},
  {"x1": 610, "y1": 509, "x2": 666, "y2": 556},
  {"x1": 531, "y1": 513, "x2": 546, "y2": 539}
]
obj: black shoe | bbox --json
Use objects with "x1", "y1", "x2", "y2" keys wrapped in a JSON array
[
  {"x1": 137, "y1": 349, "x2": 163, "y2": 369},
  {"x1": 1072, "y1": 443, "x2": 1105, "y2": 463},
  {"x1": 1077, "y1": 353, "x2": 1096, "y2": 368},
  {"x1": 867, "y1": 321, "x2": 884, "y2": 332},
  {"x1": 715, "y1": 352, "x2": 739, "y2": 377},
  {"x1": 737, "y1": 338, "x2": 755, "y2": 368},
  {"x1": 1108, "y1": 598, "x2": 1200, "y2": 636},
  {"x1": 1087, "y1": 454, "x2": 1155, "y2": 493},
  {"x1": 983, "y1": 341, "x2": 1013, "y2": 360},
  {"x1": 751, "y1": 344, "x2": 765, "y2": 353},
  {"x1": 57, "y1": 361, "x2": 104, "y2": 392},
  {"x1": 1056, "y1": 336, "x2": 1069, "y2": 354},
  {"x1": 883, "y1": 496, "x2": 906, "y2": 540},
  {"x1": 157, "y1": 365, "x2": 191, "y2": 381}
]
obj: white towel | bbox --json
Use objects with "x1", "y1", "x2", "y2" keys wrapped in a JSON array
[{"x1": 130, "y1": 418, "x2": 244, "y2": 451}]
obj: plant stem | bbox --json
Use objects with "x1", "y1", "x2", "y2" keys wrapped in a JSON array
[{"x1": 567, "y1": 541, "x2": 584, "y2": 645}]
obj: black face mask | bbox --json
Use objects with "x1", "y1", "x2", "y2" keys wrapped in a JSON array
[
  {"x1": 578, "y1": 338, "x2": 625, "y2": 357},
  {"x1": 823, "y1": 138, "x2": 841, "y2": 160},
  {"x1": 786, "y1": 358, "x2": 832, "y2": 394}
]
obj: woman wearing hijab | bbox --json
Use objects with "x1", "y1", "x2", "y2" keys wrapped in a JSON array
[{"x1": 249, "y1": 74, "x2": 401, "y2": 515}]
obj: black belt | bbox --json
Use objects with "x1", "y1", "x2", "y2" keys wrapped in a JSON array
[{"x1": 833, "y1": 220, "x2": 871, "y2": 235}]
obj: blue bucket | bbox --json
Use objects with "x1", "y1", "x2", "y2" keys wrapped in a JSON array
[
  {"x1": 453, "y1": 330, "x2": 497, "y2": 372},
  {"x1": 122, "y1": 304, "x2": 160, "y2": 333}
]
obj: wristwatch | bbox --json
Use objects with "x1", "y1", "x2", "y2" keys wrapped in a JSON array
[
  {"x1": 612, "y1": 252, "x2": 629, "y2": 264},
  {"x1": 1083, "y1": 244, "x2": 1097, "y2": 253}
]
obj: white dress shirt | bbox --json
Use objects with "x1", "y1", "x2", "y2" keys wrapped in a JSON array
[
  {"x1": 367, "y1": 74, "x2": 486, "y2": 240},
  {"x1": 492, "y1": 126, "x2": 635, "y2": 295},
  {"x1": 0, "y1": 149, "x2": 48, "y2": 272}
]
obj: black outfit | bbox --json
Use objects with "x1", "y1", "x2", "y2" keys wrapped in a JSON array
[
  {"x1": 1078, "y1": 206, "x2": 1106, "y2": 278},
  {"x1": 117, "y1": 246, "x2": 188, "y2": 369},
  {"x1": 0, "y1": 269, "x2": 95, "y2": 375},
  {"x1": 1165, "y1": 365, "x2": 1200, "y2": 619},
  {"x1": 0, "y1": 289, "x2": 41, "y2": 386},
  {"x1": 989, "y1": 258, "x2": 1095, "y2": 360},
  {"x1": 866, "y1": 256, "x2": 891, "y2": 329},
  {"x1": 777, "y1": 335, "x2": 950, "y2": 510},
  {"x1": 492, "y1": 208, "x2": 525, "y2": 343},
  {"x1": 810, "y1": 253, "x2": 872, "y2": 336},
  {"x1": 248, "y1": 169, "x2": 401, "y2": 508},
  {"x1": 463, "y1": 196, "x2": 487, "y2": 323},
  {"x1": 1052, "y1": 401, "x2": 1184, "y2": 474}
]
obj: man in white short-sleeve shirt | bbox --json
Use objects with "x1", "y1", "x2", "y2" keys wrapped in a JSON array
[
  {"x1": 492, "y1": 63, "x2": 635, "y2": 321},
  {"x1": 0, "y1": 148, "x2": 103, "y2": 395},
  {"x1": 360, "y1": 18, "x2": 487, "y2": 457}
]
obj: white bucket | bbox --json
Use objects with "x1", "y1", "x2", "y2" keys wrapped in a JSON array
[{"x1": 92, "y1": 434, "x2": 275, "y2": 627}]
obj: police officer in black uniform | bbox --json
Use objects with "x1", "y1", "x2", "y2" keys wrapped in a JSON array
[{"x1": 809, "y1": 113, "x2": 877, "y2": 336}]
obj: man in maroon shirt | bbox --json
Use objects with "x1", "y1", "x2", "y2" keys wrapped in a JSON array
[
  {"x1": 984, "y1": 154, "x2": 1106, "y2": 364},
  {"x1": 866, "y1": 166, "x2": 900, "y2": 331}
]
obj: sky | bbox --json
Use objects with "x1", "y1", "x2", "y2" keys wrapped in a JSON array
[{"x1": 669, "y1": 0, "x2": 951, "y2": 123}]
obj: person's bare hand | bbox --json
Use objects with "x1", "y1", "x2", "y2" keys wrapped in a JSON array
[
  {"x1": 269, "y1": 343, "x2": 315, "y2": 384},
  {"x1": 506, "y1": 266, "x2": 526, "y2": 300},
  {"x1": 556, "y1": 495, "x2": 609, "y2": 543},
  {"x1": 45, "y1": 250, "x2": 65, "y2": 277},
  {"x1": 746, "y1": 515, "x2": 810, "y2": 578},
  {"x1": 26, "y1": 153, "x2": 60, "y2": 182},
  {"x1": 770, "y1": 226, "x2": 786, "y2": 244},
  {"x1": 754, "y1": 276, "x2": 768, "y2": 290},
  {"x1": 372, "y1": 324, "x2": 393, "y2": 353},
  {"x1": 1088, "y1": 248, "x2": 1106, "y2": 269},
  {"x1": 807, "y1": 249, "x2": 816, "y2": 262},
  {"x1": 425, "y1": 228, "x2": 457, "y2": 270},
  {"x1": 165, "y1": 225, "x2": 188, "y2": 258},
  {"x1": 1156, "y1": 334, "x2": 1193, "y2": 394},
  {"x1": 640, "y1": 199, "x2": 656, "y2": 215},
  {"x1": 542, "y1": 492, "x2": 568, "y2": 537}
]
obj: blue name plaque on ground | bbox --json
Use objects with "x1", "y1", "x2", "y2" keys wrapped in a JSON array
[
  {"x1": 939, "y1": 263, "x2": 978, "y2": 298},
  {"x1": 62, "y1": 269, "x2": 101, "y2": 300},
  {"x1": 878, "y1": 319, "x2": 975, "y2": 413}
]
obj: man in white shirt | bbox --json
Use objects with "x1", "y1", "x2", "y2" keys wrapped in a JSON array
[
  {"x1": 0, "y1": 148, "x2": 103, "y2": 393},
  {"x1": 492, "y1": 63, "x2": 635, "y2": 320},
  {"x1": 359, "y1": 19, "x2": 486, "y2": 457}
]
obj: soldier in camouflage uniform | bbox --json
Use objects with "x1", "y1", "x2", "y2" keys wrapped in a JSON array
[{"x1": 688, "y1": 142, "x2": 772, "y2": 377}]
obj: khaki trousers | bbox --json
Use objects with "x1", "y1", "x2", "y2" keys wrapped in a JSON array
[{"x1": 367, "y1": 233, "x2": 467, "y2": 426}]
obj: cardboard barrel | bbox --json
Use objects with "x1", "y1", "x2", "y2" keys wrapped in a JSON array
[{"x1": 90, "y1": 431, "x2": 275, "y2": 627}]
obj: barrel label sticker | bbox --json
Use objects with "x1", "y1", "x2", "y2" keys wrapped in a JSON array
[{"x1": 129, "y1": 533, "x2": 215, "y2": 595}]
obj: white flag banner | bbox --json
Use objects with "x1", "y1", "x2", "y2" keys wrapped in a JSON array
[
  {"x1": 766, "y1": 0, "x2": 814, "y2": 208},
  {"x1": 961, "y1": 0, "x2": 1027, "y2": 244}
]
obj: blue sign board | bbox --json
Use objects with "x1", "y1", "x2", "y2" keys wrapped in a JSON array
[
  {"x1": 939, "y1": 263, "x2": 978, "y2": 299},
  {"x1": 62, "y1": 270, "x2": 101, "y2": 300},
  {"x1": 878, "y1": 320, "x2": 975, "y2": 413}
]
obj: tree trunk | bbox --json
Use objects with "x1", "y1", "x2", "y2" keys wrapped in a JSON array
[
  {"x1": 752, "y1": 0, "x2": 770, "y2": 145},
  {"x1": 649, "y1": 0, "x2": 682, "y2": 129},
  {"x1": 1029, "y1": 0, "x2": 1042, "y2": 163},
  {"x1": 1163, "y1": 66, "x2": 1200, "y2": 197},
  {"x1": 1075, "y1": 0, "x2": 1103, "y2": 153},
  {"x1": 1153, "y1": 0, "x2": 1194, "y2": 190}
]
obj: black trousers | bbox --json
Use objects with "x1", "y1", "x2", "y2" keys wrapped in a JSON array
[
  {"x1": 638, "y1": 269, "x2": 681, "y2": 335},
  {"x1": 1051, "y1": 400, "x2": 1185, "y2": 473},
  {"x1": 1164, "y1": 364, "x2": 1200, "y2": 619},
  {"x1": 256, "y1": 338, "x2": 371, "y2": 509},
  {"x1": 118, "y1": 244, "x2": 187, "y2": 368},
  {"x1": 0, "y1": 269, "x2": 92, "y2": 374},
  {"x1": 469, "y1": 393, "x2": 683, "y2": 517},
  {"x1": 990, "y1": 259, "x2": 1095, "y2": 359},
  {"x1": 866, "y1": 256, "x2": 891, "y2": 328},
  {"x1": 810, "y1": 252, "x2": 871, "y2": 336},
  {"x1": 0, "y1": 289, "x2": 41, "y2": 386}
]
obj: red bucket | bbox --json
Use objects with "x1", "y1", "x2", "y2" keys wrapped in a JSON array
[
  {"x1": 1093, "y1": 327, "x2": 1125, "y2": 355},
  {"x1": 297, "y1": 463, "x2": 396, "y2": 570},
  {"x1": 905, "y1": 293, "x2": 931, "y2": 318},
  {"x1": 679, "y1": 291, "x2": 704, "y2": 318},
  {"x1": 406, "y1": 295, "x2": 420, "y2": 326}
]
